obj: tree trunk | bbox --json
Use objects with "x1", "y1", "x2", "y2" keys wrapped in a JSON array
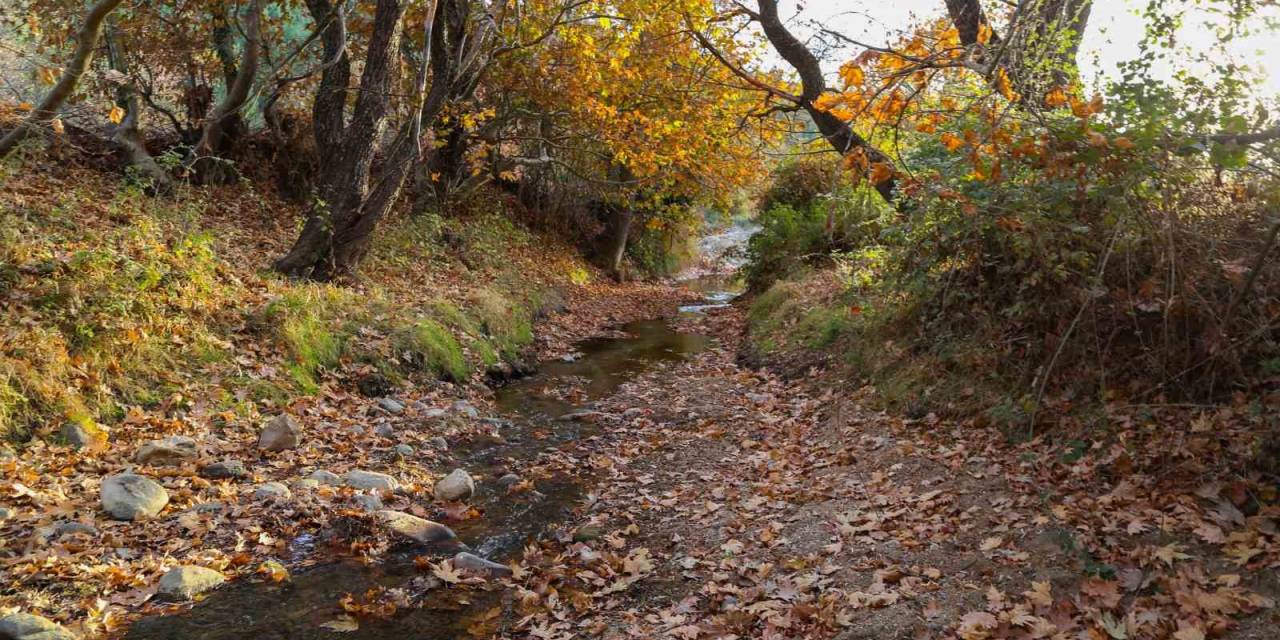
[
  {"x1": 608, "y1": 206, "x2": 633, "y2": 280},
  {"x1": 275, "y1": 0, "x2": 435, "y2": 281},
  {"x1": 186, "y1": 0, "x2": 264, "y2": 184},
  {"x1": 0, "y1": 0, "x2": 125, "y2": 159},
  {"x1": 104, "y1": 24, "x2": 174, "y2": 195},
  {"x1": 1005, "y1": 0, "x2": 1093, "y2": 98}
]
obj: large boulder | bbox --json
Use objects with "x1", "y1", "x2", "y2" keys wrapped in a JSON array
[
  {"x1": 376, "y1": 510, "x2": 457, "y2": 545},
  {"x1": 134, "y1": 436, "x2": 199, "y2": 466},
  {"x1": 157, "y1": 565, "x2": 226, "y2": 600},
  {"x1": 344, "y1": 470, "x2": 399, "y2": 492},
  {"x1": 258, "y1": 414, "x2": 301, "y2": 452},
  {"x1": 0, "y1": 612, "x2": 76, "y2": 640},
  {"x1": 101, "y1": 474, "x2": 168, "y2": 521},
  {"x1": 433, "y1": 469, "x2": 475, "y2": 502}
]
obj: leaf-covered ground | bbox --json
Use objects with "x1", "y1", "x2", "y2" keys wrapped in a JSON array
[{"x1": 445, "y1": 306, "x2": 1280, "y2": 639}]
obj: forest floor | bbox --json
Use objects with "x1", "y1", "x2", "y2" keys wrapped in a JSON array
[
  {"x1": 448, "y1": 303, "x2": 1280, "y2": 640},
  {"x1": 4, "y1": 275, "x2": 1280, "y2": 640}
]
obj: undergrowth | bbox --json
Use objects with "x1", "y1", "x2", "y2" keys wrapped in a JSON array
[{"x1": 0, "y1": 164, "x2": 585, "y2": 442}]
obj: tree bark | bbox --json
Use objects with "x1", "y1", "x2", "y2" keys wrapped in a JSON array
[
  {"x1": 1004, "y1": 0, "x2": 1093, "y2": 98},
  {"x1": 186, "y1": 0, "x2": 264, "y2": 184},
  {"x1": 275, "y1": 0, "x2": 436, "y2": 281},
  {"x1": 104, "y1": 24, "x2": 174, "y2": 195},
  {"x1": 0, "y1": 0, "x2": 125, "y2": 159},
  {"x1": 754, "y1": 0, "x2": 898, "y2": 204}
]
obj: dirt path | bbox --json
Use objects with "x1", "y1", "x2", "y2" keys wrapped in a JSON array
[{"x1": 490, "y1": 305, "x2": 1278, "y2": 640}]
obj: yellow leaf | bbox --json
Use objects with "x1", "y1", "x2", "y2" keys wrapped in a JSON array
[
  {"x1": 839, "y1": 63, "x2": 865, "y2": 88},
  {"x1": 1086, "y1": 131, "x2": 1109, "y2": 148},
  {"x1": 940, "y1": 132, "x2": 964, "y2": 152},
  {"x1": 50, "y1": 118, "x2": 64, "y2": 135},
  {"x1": 108, "y1": 105, "x2": 125, "y2": 125},
  {"x1": 1044, "y1": 87, "x2": 1068, "y2": 108},
  {"x1": 1113, "y1": 136, "x2": 1136, "y2": 150},
  {"x1": 977, "y1": 24, "x2": 993, "y2": 45}
]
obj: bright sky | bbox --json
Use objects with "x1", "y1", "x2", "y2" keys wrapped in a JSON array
[{"x1": 773, "y1": 0, "x2": 1280, "y2": 99}]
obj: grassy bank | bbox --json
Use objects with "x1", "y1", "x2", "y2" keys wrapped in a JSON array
[{"x1": 0, "y1": 160, "x2": 594, "y2": 444}]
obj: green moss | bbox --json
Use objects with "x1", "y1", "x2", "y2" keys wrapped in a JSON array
[
  {"x1": 399, "y1": 319, "x2": 468, "y2": 382},
  {"x1": 469, "y1": 288, "x2": 534, "y2": 358}
]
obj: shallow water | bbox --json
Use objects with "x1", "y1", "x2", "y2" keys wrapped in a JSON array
[{"x1": 124, "y1": 319, "x2": 710, "y2": 640}]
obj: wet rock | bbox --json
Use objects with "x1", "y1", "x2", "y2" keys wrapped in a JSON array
[
  {"x1": 392, "y1": 444, "x2": 414, "y2": 458},
  {"x1": 480, "y1": 417, "x2": 513, "y2": 429},
  {"x1": 434, "y1": 469, "x2": 475, "y2": 502},
  {"x1": 134, "y1": 436, "x2": 199, "y2": 466},
  {"x1": 497, "y1": 473, "x2": 521, "y2": 488},
  {"x1": 344, "y1": 470, "x2": 399, "y2": 492},
  {"x1": 559, "y1": 353, "x2": 581, "y2": 362},
  {"x1": 157, "y1": 565, "x2": 225, "y2": 600},
  {"x1": 352, "y1": 494, "x2": 383, "y2": 512},
  {"x1": 0, "y1": 612, "x2": 76, "y2": 640},
  {"x1": 451, "y1": 400, "x2": 479, "y2": 419},
  {"x1": 557, "y1": 409, "x2": 603, "y2": 422},
  {"x1": 258, "y1": 414, "x2": 301, "y2": 452},
  {"x1": 253, "y1": 482, "x2": 292, "y2": 501},
  {"x1": 485, "y1": 362, "x2": 514, "y2": 381},
  {"x1": 376, "y1": 510, "x2": 458, "y2": 545},
  {"x1": 377, "y1": 398, "x2": 405, "y2": 414},
  {"x1": 453, "y1": 552, "x2": 513, "y2": 578},
  {"x1": 308, "y1": 469, "x2": 342, "y2": 485},
  {"x1": 199, "y1": 459, "x2": 248, "y2": 480},
  {"x1": 60, "y1": 420, "x2": 106, "y2": 450},
  {"x1": 430, "y1": 436, "x2": 449, "y2": 451},
  {"x1": 101, "y1": 473, "x2": 168, "y2": 520}
]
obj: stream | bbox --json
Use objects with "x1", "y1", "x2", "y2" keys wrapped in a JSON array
[
  {"x1": 125, "y1": 318, "x2": 717, "y2": 640},
  {"x1": 124, "y1": 223, "x2": 753, "y2": 639}
]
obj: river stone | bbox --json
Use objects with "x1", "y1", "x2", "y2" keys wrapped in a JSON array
[
  {"x1": 101, "y1": 473, "x2": 168, "y2": 520},
  {"x1": 376, "y1": 510, "x2": 457, "y2": 545},
  {"x1": 308, "y1": 469, "x2": 342, "y2": 485},
  {"x1": 253, "y1": 482, "x2": 292, "y2": 501},
  {"x1": 421, "y1": 408, "x2": 447, "y2": 420},
  {"x1": 293, "y1": 478, "x2": 320, "y2": 490},
  {"x1": 497, "y1": 473, "x2": 521, "y2": 488},
  {"x1": 377, "y1": 398, "x2": 405, "y2": 414},
  {"x1": 392, "y1": 444, "x2": 414, "y2": 458},
  {"x1": 453, "y1": 552, "x2": 513, "y2": 578},
  {"x1": 157, "y1": 565, "x2": 225, "y2": 600},
  {"x1": 434, "y1": 469, "x2": 475, "y2": 502},
  {"x1": 259, "y1": 414, "x2": 301, "y2": 451},
  {"x1": 344, "y1": 470, "x2": 399, "y2": 492},
  {"x1": 42, "y1": 521, "x2": 98, "y2": 540},
  {"x1": 430, "y1": 436, "x2": 449, "y2": 451},
  {"x1": 0, "y1": 612, "x2": 76, "y2": 640},
  {"x1": 451, "y1": 401, "x2": 479, "y2": 419},
  {"x1": 352, "y1": 494, "x2": 383, "y2": 512},
  {"x1": 134, "y1": 436, "x2": 198, "y2": 465},
  {"x1": 60, "y1": 421, "x2": 106, "y2": 450},
  {"x1": 199, "y1": 459, "x2": 248, "y2": 480}
]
